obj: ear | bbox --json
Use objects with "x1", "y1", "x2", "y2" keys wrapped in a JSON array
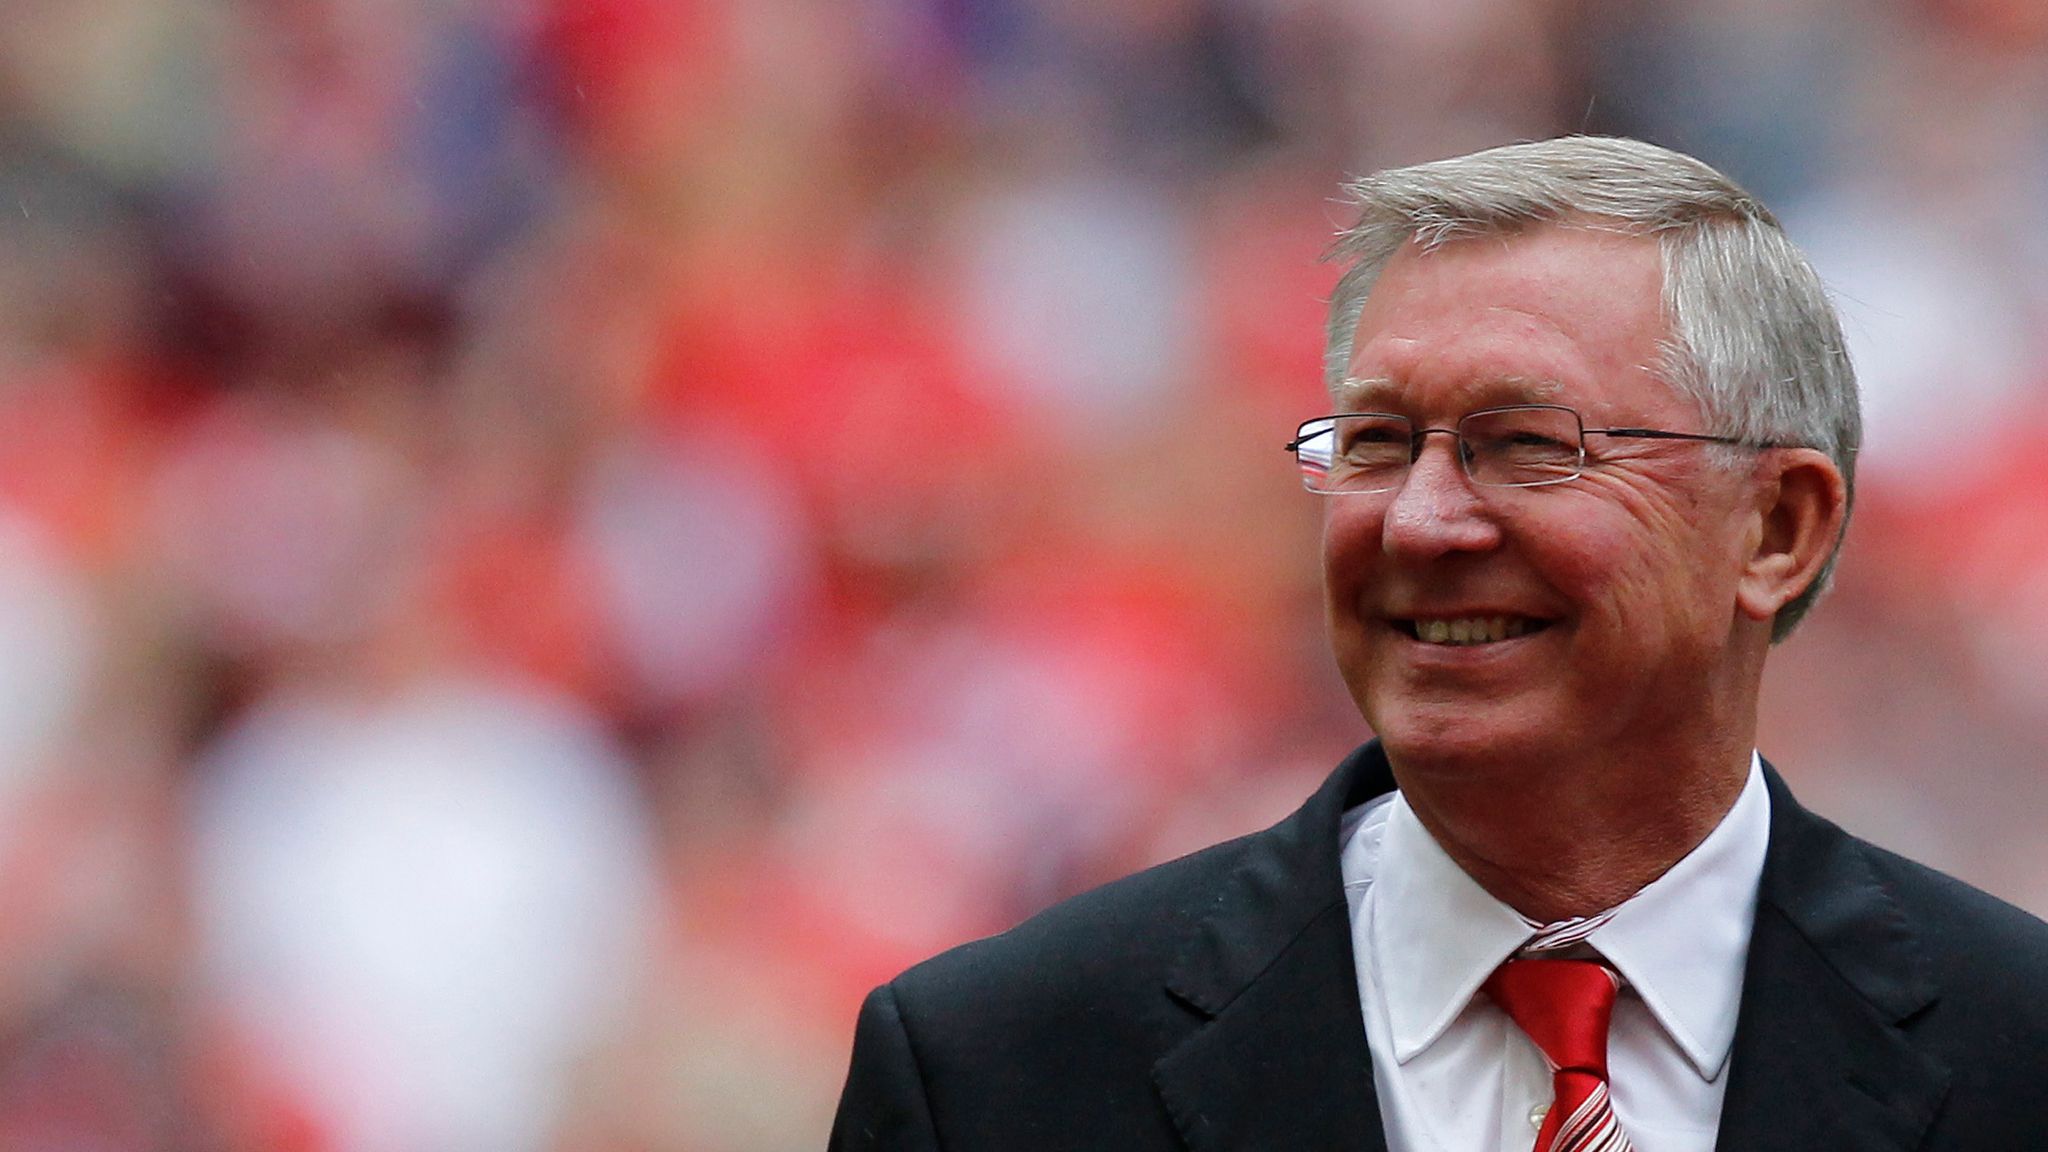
[{"x1": 1736, "y1": 448, "x2": 1849, "y2": 623}]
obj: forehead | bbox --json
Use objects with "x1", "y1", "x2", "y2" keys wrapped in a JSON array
[{"x1": 1340, "y1": 226, "x2": 1673, "y2": 416}]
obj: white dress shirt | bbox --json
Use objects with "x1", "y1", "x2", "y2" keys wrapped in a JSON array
[{"x1": 1338, "y1": 754, "x2": 1770, "y2": 1152}]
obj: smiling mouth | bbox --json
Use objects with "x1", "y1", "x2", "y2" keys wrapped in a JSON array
[{"x1": 1395, "y1": 616, "x2": 1552, "y2": 646}]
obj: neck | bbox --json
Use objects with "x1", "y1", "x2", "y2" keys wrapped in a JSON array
[{"x1": 1393, "y1": 737, "x2": 1753, "y2": 924}]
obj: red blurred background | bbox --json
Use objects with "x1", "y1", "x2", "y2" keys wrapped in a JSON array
[{"x1": 0, "y1": 0, "x2": 2045, "y2": 1147}]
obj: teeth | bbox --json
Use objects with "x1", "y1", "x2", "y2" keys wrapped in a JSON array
[{"x1": 1413, "y1": 616, "x2": 1533, "y2": 646}]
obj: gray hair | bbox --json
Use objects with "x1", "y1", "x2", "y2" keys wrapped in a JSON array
[{"x1": 1323, "y1": 135, "x2": 1859, "y2": 641}]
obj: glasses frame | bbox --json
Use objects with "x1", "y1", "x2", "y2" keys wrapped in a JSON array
[{"x1": 1284, "y1": 403, "x2": 1798, "y2": 495}]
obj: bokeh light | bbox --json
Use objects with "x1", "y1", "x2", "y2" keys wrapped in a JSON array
[{"x1": 0, "y1": 0, "x2": 2044, "y2": 1147}]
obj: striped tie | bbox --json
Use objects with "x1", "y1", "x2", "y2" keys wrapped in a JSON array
[{"x1": 1484, "y1": 954, "x2": 1634, "y2": 1152}]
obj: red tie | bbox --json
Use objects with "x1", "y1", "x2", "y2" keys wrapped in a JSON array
[{"x1": 1483, "y1": 958, "x2": 1635, "y2": 1152}]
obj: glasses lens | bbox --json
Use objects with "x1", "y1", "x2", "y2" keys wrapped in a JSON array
[
  {"x1": 1297, "y1": 415, "x2": 1411, "y2": 492},
  {"x1": 1459, "y1": 407, "x2": 1583, "y2": 486},
  {"x1": 1294, "y1": 418, "x2": 1338, "y2": 489}
]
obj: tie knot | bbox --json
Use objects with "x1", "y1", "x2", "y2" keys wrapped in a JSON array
[{"x1": 1483, "y1": 958, "x2": 1620, "y2": 1076}]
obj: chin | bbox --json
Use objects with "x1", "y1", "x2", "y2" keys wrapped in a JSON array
[{"x1": 1365, "y1": 699, "x2": 1565, "y2": 778}]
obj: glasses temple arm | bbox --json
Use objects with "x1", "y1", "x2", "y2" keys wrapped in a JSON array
[{"x1": 1590, "y1": 428, "x2": 1781, "y2": 447}]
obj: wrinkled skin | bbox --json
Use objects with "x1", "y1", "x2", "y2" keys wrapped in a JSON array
[{"x1": 1323, "y1": 225, "x2": 1843, "y2": 918}]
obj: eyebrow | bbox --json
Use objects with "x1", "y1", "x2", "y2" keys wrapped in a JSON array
[{"x1": 1332, "y1": 375, "x2": 1567, "y2": 411}]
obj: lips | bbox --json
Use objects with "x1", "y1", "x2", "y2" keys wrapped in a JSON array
[{"x1": 1393, "y1": 615, "x2": 1553, "y2": 646}]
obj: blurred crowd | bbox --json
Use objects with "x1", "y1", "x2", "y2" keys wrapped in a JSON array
[{"x1": 0, "y1": 0, "x2": 2046, "y2": 1147}]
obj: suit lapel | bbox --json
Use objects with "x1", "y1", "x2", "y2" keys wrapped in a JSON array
[
  {"x1": 1714, "y1": 764, "x2": 1950, "y2": 1152},
  {"x1": 1152, "y1": 744, "x2": 1393, "y2": 1152}
]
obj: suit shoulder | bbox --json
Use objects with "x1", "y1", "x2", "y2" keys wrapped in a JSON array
[
  {"x1": 1850, "y1": 836, "x2": 2048, "y2": 1020},
  {"x1": 1859, "y1": 839, "x2": 2048, "y2": 958},
  {"x1": 839, "y1": 829, "x2": 1294, "y2": 1148},
  {"x1": 1769, "y1": 778, "x2": 2048, "y2": 988},
  {"x1": 892, "y1": 829, "x2": 1258, "y2": 1010}
]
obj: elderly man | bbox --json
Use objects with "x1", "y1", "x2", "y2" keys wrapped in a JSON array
[{"x1": 828, "y1": 137, "x2": 2048, "y2": 1151}]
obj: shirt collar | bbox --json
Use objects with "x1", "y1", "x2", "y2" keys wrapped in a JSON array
[{"x1": 1371, "y1": 753, "x2": 1770, "y2": 1078}]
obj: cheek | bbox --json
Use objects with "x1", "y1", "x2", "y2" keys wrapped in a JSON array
[
  {"x1": 1560, "y1": 478, "x2": 1742, "y2": 599},
  {"x1": 1565, "y1": 518, "x2": 1744, "y2": 650},
  {"x1": 1320, "y1": 502, "x2": 1385, "y2": 593}
]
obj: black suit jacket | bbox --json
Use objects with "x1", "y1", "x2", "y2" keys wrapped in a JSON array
[{"x1": 830, "y1": 742, "x2": 2048, "y2": 1149}]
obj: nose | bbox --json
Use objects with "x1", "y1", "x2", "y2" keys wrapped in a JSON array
[{"x1": 1380, "y1": 432, "x2": 1502, "y2": 560}]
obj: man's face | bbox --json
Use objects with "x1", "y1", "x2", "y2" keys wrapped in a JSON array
[{"x1": 1324, "y1": 225, "x2": 1763, "y2": 772}]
